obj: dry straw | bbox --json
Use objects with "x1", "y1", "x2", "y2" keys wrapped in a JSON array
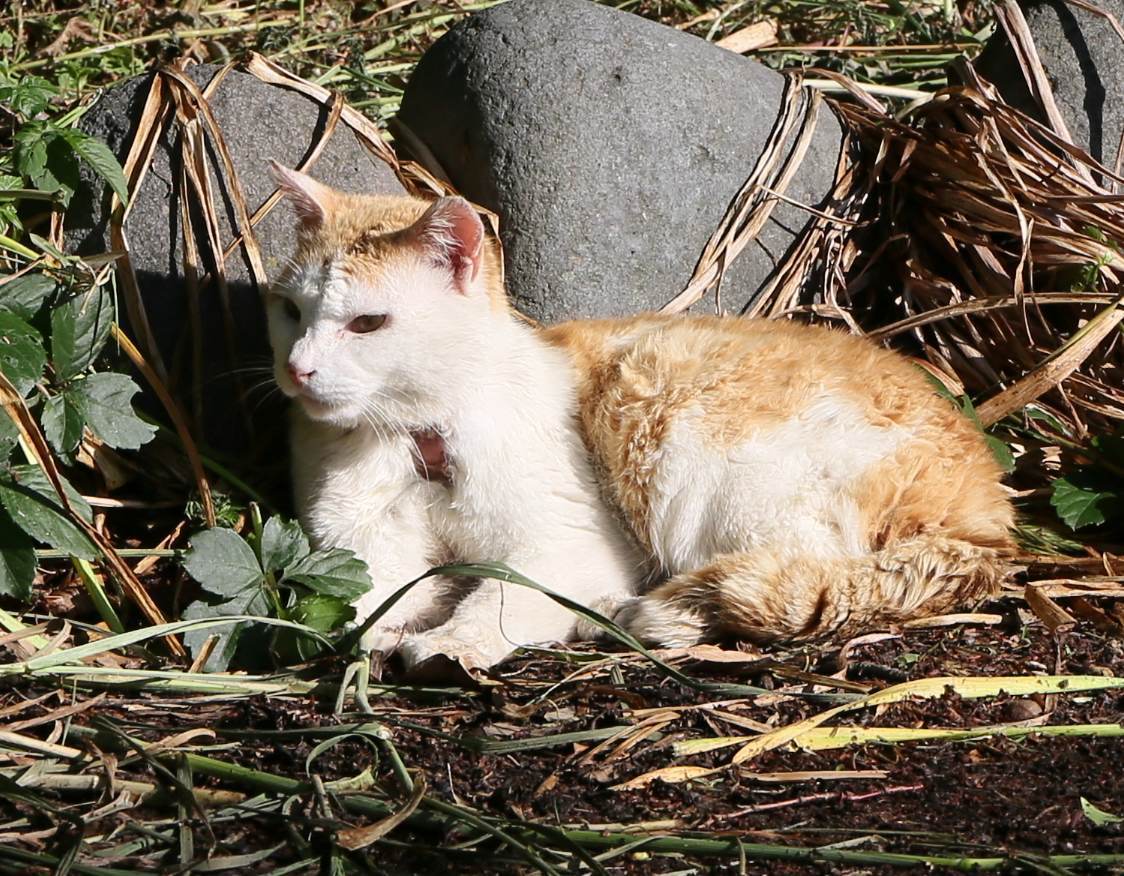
[{"x1": 674, "y1": 1, "x2": 1123, "y2": 453}]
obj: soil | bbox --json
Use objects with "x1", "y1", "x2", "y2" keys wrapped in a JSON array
[{"x1": 2, "y1": 611, "x2": 1123, "y2": 874}]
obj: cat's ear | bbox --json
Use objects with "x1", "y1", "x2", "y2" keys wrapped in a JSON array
[
  {"x1": 269, "y1": 161, "x2": 333, "y2": 230},
  {"x1": 409, "y1": 197, "x2": 485, "y2": 292}
]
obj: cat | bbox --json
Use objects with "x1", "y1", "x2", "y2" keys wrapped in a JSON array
[
  {"x1": 267, "y1": 164, "x2": 645, "y2": 672},
  {"x1": 266, "y1": 164, "x2": 1015, "y2": 671}
]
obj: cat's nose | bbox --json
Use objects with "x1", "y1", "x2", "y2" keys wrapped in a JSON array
[{"x1": 287, "y1": 363, "x2": 316, "y2": 386}]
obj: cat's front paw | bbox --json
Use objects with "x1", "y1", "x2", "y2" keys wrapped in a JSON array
[
  {"x1": 397, "y1": 628, "x2": 503, "y2": 678},
  {"x1": 359, "y1": 626, "x2": 408, "y2": 656}
]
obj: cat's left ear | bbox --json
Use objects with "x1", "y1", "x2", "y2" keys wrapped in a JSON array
[{"x1": 409, "y1": 197, "x2": 485, "y2": 292}]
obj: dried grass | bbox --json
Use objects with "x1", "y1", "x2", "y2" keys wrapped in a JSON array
[{"x1": 680, "y1": 21, "x2": 1123, "y2": 462}]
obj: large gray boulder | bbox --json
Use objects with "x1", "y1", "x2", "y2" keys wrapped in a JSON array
[
  {"x1": 976, "y1": 0, "x2": 1124, "y2": 171},
  {"x1": 396, "y1": 0, "x2": 843, "y2": 323},
  {"x1": 69, "y1": 65, "x2": 404, "y2": 452}
]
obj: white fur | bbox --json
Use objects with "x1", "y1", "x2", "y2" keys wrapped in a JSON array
[
  {"x1": 647, "y1": 395, "x2": 909, "y2": 574},
  {"x1": 270, "y1": 228, "x2": 643, "y2": 670}
]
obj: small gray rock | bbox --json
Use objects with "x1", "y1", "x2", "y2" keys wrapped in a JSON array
[
  {"x1": 976, "y1": 0, "x2": 1124, "y2": 171},
  {"x1": 396, "y1": 0, "x2": 843, "y2": 324},
  {"x1": 69, "y1": 65, "x2": 404, "y2": 451}
]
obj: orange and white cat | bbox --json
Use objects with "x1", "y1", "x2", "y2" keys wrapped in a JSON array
[{"x1": 266, "y1": 166, "x2": 1014, "y2": 671}]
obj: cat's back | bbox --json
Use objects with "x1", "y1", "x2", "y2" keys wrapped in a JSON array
[
  {"x1": 545, "y1": 313, "x2": 961, "y2": 441},
  {"x1": 544, "y1": 314, "x2": 1011, "y2": 572}
]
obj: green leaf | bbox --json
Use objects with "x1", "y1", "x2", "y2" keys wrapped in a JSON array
[
  {"x1": 0, "y1": 468, "x2": 95, "y2": 559},
  {"x1": 1025, "y1": 405, "x2": 1070, "y2": 437},
  {"x1": 0, "y1": 273, "x2": 56, "y2": 320},
  {"x1": 0, "y1": 411, "x2": 17, "y2": 463},
  {"x1": 13, "y1": 124, "x2": 49, "y2": 184},
  {"x1": 1051, "y1": 473, "x2": 1121, "y2": 530},
  {"x1": 290, "y1": 594, "x2": 355, "y2": 633},
  {"x1": 41, "y1": 390, "x2": 86, "y2": 455},
  {"x1": 0, "y1": 508, "x2": 36, "y2": 601},
  {"x1": 1014, "y1": 522, "x2": 1086, "y2": 556},
  {"x1": 1081, "y1": 797, "x2": 1123, "y2": 826},
  {"x1": 283, "y1": 549, "x2": 372, "y2": 601},
  {"x1": 78, "y1": 372, "x2": 155, "y2": 449},
  {"x1": 280, "y1": 594, "x2": 355, "y2": 662},
  {"x1": 985, "y1": 434, "x2": 1015, "y2": 474},
  {"x1": 0, "y1": 77, "x2": 57, "y2": 119},
  {"x1": 59, "y1": 128, "x2": 129, "y2": 208},
  {"x1": 180, "y1": 600, "x2": 245, "y2": 674},
  {"x1": 15, "y1": 126, "x2": 79, "y2": 205},
  {"x1": 259, "y1": 516, "x2": 309, "y2": 573},
  {"x1": 183, "y1": 527, "x2": 264, "y2": 599},
  {"x1": 50, "y1": 285, "x2": 113, "y2": 380},
  {"x1": 10, "y1": 464, "x2": 92, "y2": 522},
  {"x1": 181, "y1": 588, "x2": 272, "y2": 673},
  {"x1": 0, "y1": 312, "x2": 46, "y2": 396}
]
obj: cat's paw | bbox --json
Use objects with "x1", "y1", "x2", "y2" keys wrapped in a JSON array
[
  {"x1": 359, "y1": 626, "x2": 407, "y2": 656},
  {"x1": 613, "y1": 597, "x2": 707, "y2": 649},
  {"x1": 397, "y1": 629, "x2": 497, "y2": 679}
]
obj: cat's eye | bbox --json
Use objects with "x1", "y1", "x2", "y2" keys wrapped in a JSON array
[
  {"x1": 280, "y1": 297, "x2": 301, "y2": 321},
  {"x1": 347, "y1": 314, "x2": 388, "y2": 334}
]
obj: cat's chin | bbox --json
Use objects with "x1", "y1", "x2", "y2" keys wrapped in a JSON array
[{"x1": 294, "y1": 396, "x2": 359, "y2": 429}]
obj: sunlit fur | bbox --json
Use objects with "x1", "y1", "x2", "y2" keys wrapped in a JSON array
[
  {"x1": 268, "y1": 172, "x2": 1014, "y2": 668},
  {"x1": 545, "y1": 315, "x2": 1014, "y2": 646},
  {"x1": 268, "y1": 169, "x2": 643, "y2": 670}
]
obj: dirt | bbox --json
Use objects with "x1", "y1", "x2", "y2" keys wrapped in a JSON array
[{"x1": 3, "y1": 614, "x2": 1123, "y2": 874}]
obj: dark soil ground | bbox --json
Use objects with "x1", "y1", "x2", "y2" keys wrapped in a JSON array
[{"x1": 3, "y1": 607, "x2": 1123, "y2": 874}]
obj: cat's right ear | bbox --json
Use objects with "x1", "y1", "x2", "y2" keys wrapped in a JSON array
[
  {"x1": 269, "y1": 161, "x2": 331, "y2": 231},
  {"x1": 408, "y1": 197, "x2": 485, "y2": 293}
]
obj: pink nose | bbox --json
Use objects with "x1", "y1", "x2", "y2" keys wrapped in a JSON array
[{"x1": 287, "y1": 363, "x2": 315, "y2": 386}]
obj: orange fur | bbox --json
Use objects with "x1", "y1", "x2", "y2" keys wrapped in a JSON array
[
  {"x1": 544, "y1": 314, "x2": 1014, "y2": 643},
  {"x1": 286, "y1": 188, "x2": 509, "y2": 313}
]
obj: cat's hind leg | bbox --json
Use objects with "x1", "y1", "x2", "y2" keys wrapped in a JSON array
[{"x1": 617, "y1": 536, "x2": 1009, "y2": 648}]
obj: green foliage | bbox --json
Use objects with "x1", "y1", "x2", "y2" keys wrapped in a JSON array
[
  {"x1": 0, "y1": 312, "x2": 46, "y2": 396},
  {"x1": 1049, "y1": 428, "x2": 1124, "y2": 532},
  {"x1": 0, "y1": 100, "x2": 146, "y2": 601},
  {"x1": 0, "y1": 511, "x2": 36, "y2": 601},
  {"x1": 0, "y1": 69, "x2": 128, "y2": 227},
  {"x1": 0, "y1": 466, "x2": 96, "y2": 563},
  {"x1": 185, "y1": 491, "x2": 245, "y2": 529},
  {"x1": 181, "y1": 510, "x2": 368, "y2": 671},
  {"x1": 78, "y1": 372, "x2": 156, "y2": 449},
  {"x1": 0, "y1": 274, "x2": 56, "y2": 320},
  {"x1": 1051, "y1": 471, "x2": 1122, "y2": 531}
]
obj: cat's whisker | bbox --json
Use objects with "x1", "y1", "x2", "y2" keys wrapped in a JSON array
[{"x1": 250, "y1": 384, "x2": 286, "y2": 416}]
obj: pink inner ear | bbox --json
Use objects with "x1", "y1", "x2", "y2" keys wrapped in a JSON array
[
  {"x1": 413, "y1": 197, "x2": 485, "y2": 288},
  {"x1": 269, "y1": 161, "x2": 328, "y2": 229}
]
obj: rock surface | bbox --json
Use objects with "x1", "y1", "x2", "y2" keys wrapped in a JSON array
[
  {"x1": 68, "y1": 64, "x2": 404, "y2": 451},
  {"x1": 976, "y1": 0, "x2": 1124, "y2": 171},
  {"x1": 396, "y1": 0, "x2": 843, "y2": 323}
]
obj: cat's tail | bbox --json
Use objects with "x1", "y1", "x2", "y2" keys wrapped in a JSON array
[{"x1": 615, "y1": 534, "x2": 1011, "y2": 648}]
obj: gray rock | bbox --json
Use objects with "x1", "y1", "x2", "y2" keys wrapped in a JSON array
[
  {"x1": 976, "y1": 0, "x2": 1124, "y2": 171},
  {"x1": 396, "y1": 0, "x2": 843, "y2": 323},
  {"x1": 69, "y1": 65, "x2": 404, "y2": 452}
]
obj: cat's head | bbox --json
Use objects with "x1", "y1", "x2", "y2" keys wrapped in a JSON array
[{"x1": 266, "y1": 163, "x2": 505, "y2": 430}]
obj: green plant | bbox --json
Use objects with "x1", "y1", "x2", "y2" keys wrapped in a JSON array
[
  {"x1": 1049, "y1": 428, "x2": 1124, "y2": 531},
  {"x1": 0, "y1": 265, "x2": 155, "y2": 601},
  {"x1": 180, "y1": 505, "x2": 372, "y2": 670},
  {"x1": 0, "y1": 65, "x2": 127, "y2": 246}
]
